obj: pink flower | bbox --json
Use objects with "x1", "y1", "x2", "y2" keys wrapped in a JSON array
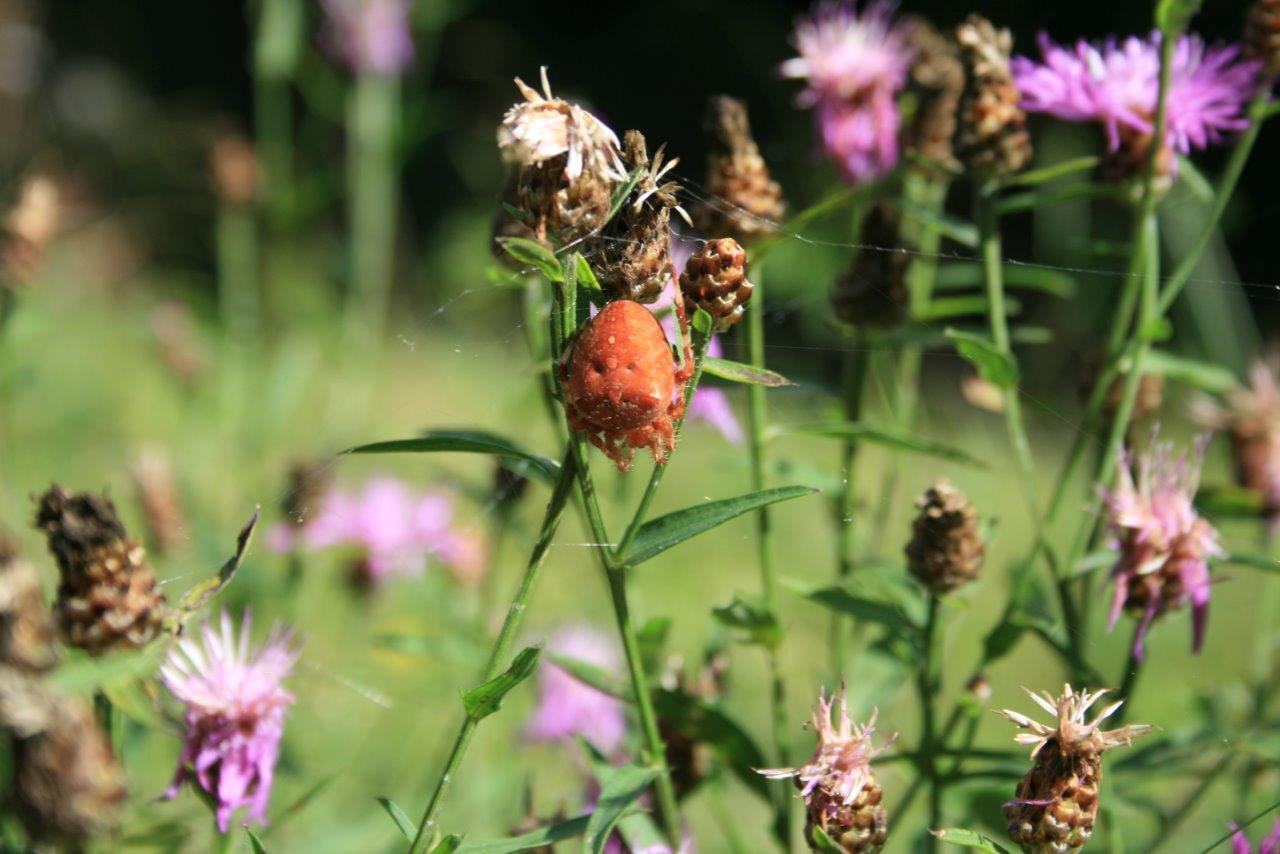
[
  {"x1": 781, "y1": 1, "x2": 914, "y2": 183},
  {"x1": 320, "y1": 0, "x2": 415, "y2": 76},
  {"x1": 276, "y1": 478, "x2": 473, "y2": 585},
  {"x1": 1012, "y1": 32, "x2": 1260, "y2": 161},
  {"x1": 526, "y1": 626, "x2": 626, "y2": 754},
  {"x1": 1102, "y1": 436, "x2": 1224, "y2": 661},
  {"x1": 161, "y1": 611, "x2": 298, "y2": 832},
  {"x1": 1232, "y1": 817, "x2": 1280, "y2": 854}
]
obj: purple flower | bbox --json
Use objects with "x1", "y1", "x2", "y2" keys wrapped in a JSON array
[
  {"x1": 526, "y1": 625, "x2": 626, "y2": 754},
  {"x1": 271, "y1": 477, "x2": 475, "y2": 585},
  {"x1": 1101, "y1": 436, "x2": 1223, "y2": 661},
  {"x1": 1012, "y1": 32, "x2": 1260, "y2": 165},
  {"x1": 320, "y1": 0, "x2": 415, "y2": 76},
  {"x1": 1232, "y1": 817, "x2": 1280, "y2": 854},
  {"x1": 781, "y1": 1, "x2": 914, "y2": 183},
  {"x1": 161, "y1": 611, "x2": 298, "y2": 831}
]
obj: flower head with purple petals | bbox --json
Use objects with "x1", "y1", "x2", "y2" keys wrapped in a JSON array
[
  {"x1": 1101, "y1": 436, "x2": 1223, "y2": 661},
  {"x1": 526, "y1": 625, "x2": 626, "y2": 754},
  {"x1": 1012, "y1": 32, "x2": 1260, "y2": 177},
  {"x1": 782, "y1": 1, "x2": 914, "y2": 183},
  {"x1": 161, "y1": 611, "x2": 298, "y2": 831},
  {"x1": 1233, "y1": 817, "x2": 1280, "y2": 854},
  {"x1": 321, "y1": 0, "x2": 415, "y2": 77}
]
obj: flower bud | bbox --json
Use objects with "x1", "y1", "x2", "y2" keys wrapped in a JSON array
[
  {"x1": 902, "y1": 18, "x2": 964, "y2": 175},
  {"x1": 905, "y1": 478, "x2": 984, "y2": 594},
  {"x1": 954, "y1": 15, "x2": 1032, "y2": 180},
  {"x1": 680, "y1": 237, "x2": 753, "y2": 331},
  {"x1": 695, "y1": 96, "x2": 786, "y2": 242}
]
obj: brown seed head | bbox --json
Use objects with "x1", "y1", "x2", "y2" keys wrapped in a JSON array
[
  {"x1": 680, "y1": 237, "x2": 753, "y2": 331},
  {"x1": 695, "y1": 96, "x2": 786, "y2": 242},
  {"x1": 1245, "y1": 0, "x2": 1280, "y2": 77},
  {"x1": 954, "y1": 15, "x2": 1032, "y2": 180},
  {"x1": 282, "y1": 458, "x2": 332, "y2": 528},
  {"x1": 902, "y1": 18, "x2": 965, "y2": 175},
  {"x1": 0, "y1": 535, "x2": 58, "y2": 673},
  {"x1": 905, "y1": 478, "x2": 984, "y2": 594},
  {"x1": 130, "y1": 446, "x2": 187, "y2": 555},
  {"x1": 830, "y1": 203, "x2": 911, "y2": 329}
]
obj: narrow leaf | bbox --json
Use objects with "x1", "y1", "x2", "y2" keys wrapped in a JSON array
[
  {"x1": 780, "y1": 422, "x2": 986, "y2": 467},
  {"x1": 575, "y1": 254, "x2": 603, "y2": 299},
  {"x1": 1156, "y1": 0, "x2": 1202, "y2": 35},
  {"x1": 1223, "y1": 551, "x2": 1280, "y2": 574},
  {"x1": 711, "y1": 594, "x2": 781, "y2": 649},
  {"x1": 346, "y1": 429, "x2": 559, "y2": 486},
  {"x1": 894, "y1": 198, "x2": 979, "y2": 246},
  {"x1": 620, "y1": 486, "x2": 818, "y2": 567},
  {"x1": 175, "y1": 508, "x2": 259, "y2": 618},
  {"x1": 456, "y1": 816, "x2": 591, "y2": 853},
  {"x1": 583, "y1": 764, "x2": 662, "y2": 854},
  {"x1": 546, "y1": 653, "x2": 633, "y2": 701},
  {"x1": 946, "y1": 329, "x2": 1019, "y2": 389},
  {"x1": 654, "y1": 688, "x2": 771, "y2": 801},
  {"x1": 781, "y1": 577, "x2": 921, "y2": 642},
  {"x1": 48, "y1": 646, "x2": 166, "y2": 695},
  {"x1": 1197, "y1": 485, "x2": 1266, "y2": 519},
  {"x1": 932, "y1": 828, "x2": 1014, "y2": 853},
  {"x1": 809, "y1": 827, "x2": 845, "y2": 853},
  {"x1": 1143, "y1": 349, "x2": 1238, "y2": 394},
  {"x1": 925, "y1": 295, "x2": 1021, "y2": 321},
  {"x1": 934, "y1": 262, "x2": 1075, "y2": 298},
  {"x1": 432, "y1": 836, "x2": 463, "y2": 854},
  {"x1": 499, "y1": 237, "x2": 563, "y2": 282},
  {"x1": 462, "y1": 646, "x2": 541, "y2": 721},
  {"x1": 701, "y1": 356, "x2": 793, "y2": 388},
  {"x1": 247, "y1": 829, "x2": 268, "y2": 854},
  {"x1": 375, "y1": 797, "x2": 415, "y2": 841}
]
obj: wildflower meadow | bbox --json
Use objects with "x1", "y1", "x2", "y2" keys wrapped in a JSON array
[{"x1": 4, "y1": 0, "x2": 1280, "y2": 851}]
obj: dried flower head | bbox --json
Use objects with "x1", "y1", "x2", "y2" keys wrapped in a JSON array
[
  {"x1": 500, "y1": 69, "x2": 626, "y2": 244},
  {"x1": 320, "y1": 0, "x2": 415, "y2": 76},
  {"x1": 783, "y1": 1, "x2": 914, "y2": 183},
  {"x1": 1194, "y1": 355, "x2": 1280, "y2": 529},
  {"x1": 696, "y1": 96, "x2": 786, "y2": 240},
  {"x1": 34, "y1": 485, "x2": 169, "y2": 655},
  {"x1": 680, "y1": 237, "x2": 753, "y2": 331},
  {"x1": 829, "y1": 202, "x2": 911, "y2": 329},
  {"x1": 759, "y1": 686, "x2": 893, "y2": 852},
  {"x1": 526, "y1": 625, "x2": 626, "y2": 753},
  {"x1": 1, "y1": 672, "x2": 127, "y2": 844},
  {"x1": 1245, "y1": 0, "x2": 1280, "y2": 77},
  {"x1": 1000, "y1": 685, "x2": 1152, "y2": 853},
  {"x1": 905, "y1": 478, "x2": 985, "y2": 594},
  {"x1": 1013, "y1": 32, "x2": 1260, "y2": 187},
  {"x1": 901, "y1": 17, "x2": 965, "y2": 174},
  {"x1": 130, "y1": 446, "x2": 187, "y2": 555},
  {"x1": 1102, "y1": 436, "x2": 1223, "y2": 661},
  {"x1": 1232, "y1": 816, "x2": 1280, "y2": 853},
  {"x1": 955, "y1": 15, "x2": 1032, "y2": 180},
  {"x1": 0, "y1": 535, "x2": 58, "y2": 673},
  {"x1": 161, "y1": 610, "x2": 298, "y2": 831}
]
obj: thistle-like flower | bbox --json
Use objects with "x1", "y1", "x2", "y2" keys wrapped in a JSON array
[
  {"x1": 955, "y1": 15, "x2": 1033, "y2": 180},
  {"x1": 161, "y1": 611, "x2": 298, "y2": 831},
  {"x1": 499, "y1": 69, "x2": 626, "y2": 243},
  {"x1": 1000, "y1": 685, "x2": 1153, "y2": 853},
  {"x1": 782, "y1": 1, "x2": 914, "y2": 184},
  {"x1": 1232, "y1": 817, "x2": 1280, "y2": 853},
  {"x1": 320, "y1": 0, "x2": 415, "y2": 76},
  {"x1": 1012, "y1": 32, "x2": 1261, "y2": 186},
  {"x1": 525, "y1": 625, "x2": 626, "y2": 754},
  {"x1": 758, "y1": 686, "x2": 893, "y2": 852},
  {"x1": 1101, "y1": 436, "x2": 1223, "y2": 661}
]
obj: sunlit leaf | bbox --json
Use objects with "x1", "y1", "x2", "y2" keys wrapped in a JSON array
[
  {"x1": 781, "y1": 577, "x2": 921, "y2": 646},
  {"x1": 574, "y1": 254, "x2": 602, "y2": 296},
  {"x1": 620, "y1": 486, "x2": 818, "y2": 567},
  {"x1": 48, "y1": 646, "x2": 165, "y2": 695},
  {"x1": 711, "y1": 594, "x2": 780, "y2": 649},
  {"x1": 1156, "y1": 0, "x2": 1201, "y2": 36},
  {"x1": 583, "y1": 763, "x2": 662, "y2": 854},
  {"x1": 932, "y1": 827, "x2": 1015, "y2": 852},
  {"x1": 462, "y1": 646, "x2": 541, "y2": 721},
  {"x1": 456, "y1": 816, "x2": 592, "y2": 853},
  {"x1": 499, "y1": 237, "x2": 563, "y2": 282},
  {"x1": 701, "y1": 356, "x2": 792, "y2": 388},
  {"x1": 375, "y1": 797, "x2": 415, "y2": 841},
  {"x1": 346, "y1": 429, "x2": 560, "y2": 486},
  {"x1": 809, "y1": 826, "x2": 845, "y2": 853},
  {"x1": 946, "y1": 329, "x2": 1019, "y2": 389},
  {"x1": 546, "y1": 652, "x2": 633, "y2": 701},
  {"x1": 247, "y1": 829, "x2": 268, "y2": 854},
  {"x1": 174, "y1": 508, "x2": 259, "y2": 620},
  {"x1": 432, "y1": 835, "x2": 463, "y2": 854},
  {"x1": 778, "y1": 422, "x2": 986, "y2": 467}
]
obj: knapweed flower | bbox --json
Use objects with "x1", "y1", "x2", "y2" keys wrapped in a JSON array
[
  {"x1": 1101, "y1": 436, "x2": 1223, "y2": 661},
  {"x1": 499, "y1": 69, "x2": 626, "y2": 243},
  {"x1": 905, "y1": 478, "x2": 985, "y2": 594},
  {"x1": 270, "y1": 477, "x2": 476, "y2": 586},
  {"x1": 526, "y1": 625, "x2": 626, "y2": 754},
  {"x1": 758, "y1": 685, "x2": 892, "y2": 852},
  {"x1": 161, "y1": 611, "x2": 298, "y2": 831},
  {"x1": 1000, "y1": 685, "x2": 1152, "y2": 853},
  {"x1": 1012, "y1": 32, "x2": 1260, "y2": 183},
  {"x1": 696, "y1": 95, "x2": 786, "y2": 241},
  {"x1": 782, "y1": 1, "x2": 914, "y2": 183},
  {"x1": 955, "y1": 15, "x2": 1033, "y2": 179},
  {"x1": 1233, "y1": 817, "x2": 1280, "y2": 853},
  {"x1": 320, "y1": 0, "x2": 414, "y2": 76}
]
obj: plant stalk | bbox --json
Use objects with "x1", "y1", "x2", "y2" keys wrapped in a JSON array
[
  {"x1": 917, "y1": 595, "x2": 942, "y2": 848},
  {"x1": 831, "y1": 337, "x2": 867, "y2": 678}
]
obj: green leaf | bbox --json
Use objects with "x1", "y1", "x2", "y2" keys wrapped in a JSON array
[
  {"x1": 701, "y1": 356, "x2": 792, "y2": 388},
  {"x1": 620, "y1": 486, "x2": 818, "y2": 566},
  {"x1": 1197, "y1": 485, "x2": 1266, "y2": 519},
  {"x1": 779, "y1": 421, "x2": 986, "y2": 468},
  {"x1": 1002, "y1": 155, "x2": 1101, "y2": 188},
  {"x1": 894, "y1": 198, "x2": 979, "y2": 246},
  {"x1": 546, "y1": 653, "x2": 633, "y2": 700},
  {"x1": 346, "y1": 429, "x2": 560, "y2": 487},
  {"x1": 605, "y1": 166, "x2": 646, "y2": 224},
  {"x1": 925, "y1": 295, "x2": 1022, "y2": 321},
  {"x1": 654, "y1": 688, "x2": 771, "y2": 801},
  {"x1": 1223, "y1": 551, "x2": 1280, "y2": 574},
  {"x1": 247, "y1": 829, "x2": 268, "y2": 854},
  {"x1": 809, "y1": 826, "x2": 845, "y2": 853},
  {"x1": 635, "y1": 617, "x2": 671, "y2": 678},
  {"x1": 432, "y1": 836, "x2": 463, "y2": 854},
  {"x1": 711, "y1": 594, "x2": 781, "y2": 649},
  {"x1": 574, "y1": 254, "x2": 602, "y2": 296},
  {"x1": 692, "y1": 308, "x2": 715, "y2": 339},
  {"x1": 932, "y1": 828, "x2": 1014, "y2": 853},
  {"x1": 1156, "y1": 0, "x2": 1201, "y2": 36},
  {"x1": 258, "y1": 774, "x2": 338, "y2": 839},
  {"x1": 462, "y1": 646, "x2": 541, "y2": 721},
  {"x1": 48, "y1": 646, "x2": 166, "y2": 695},
  {"x1": 781, "y1": 577, "x2": 920, "y2": 645},
  {"x1": 498, "y1": 237, "x2": 563, "y2": 282},
  {"x1": 946, "y1": 329, "x2": 1019, "y2": 389},
  {"x1": 582, "y1": 764, "x2": 662, "y2": 854},
  {"x1": 173, "y1": 508, "x2": 259, "y2": 620},
  {"x1": 1142, "y1": 349, "x2": 1238, "y2": 393},
  {"x1": 934, "y1": 263, "x2": 1076, "y2": 298},
  {"x1": 456, "y1": 816, "x2": 592, "y2": 853},
  {"x1": 375, "y1": 797, "x2": 415, "y2": 841}
]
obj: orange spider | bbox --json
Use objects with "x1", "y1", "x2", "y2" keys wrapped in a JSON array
[{"x1": 559, "y1": 293, "x2": 694, "y2": 472}]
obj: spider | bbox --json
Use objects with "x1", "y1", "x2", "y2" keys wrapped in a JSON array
[{"x1": 559, "y1": 291, "x2": 694, "y2": 472}]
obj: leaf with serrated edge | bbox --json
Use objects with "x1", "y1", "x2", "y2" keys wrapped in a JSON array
[
  {"x1": 376, "y1": 797, "x2": 415, "y2": 841},
  {"x1": 582, "y1": 764, "x2": 662, "y2": 854},
  {"x1": 346, "y1": 429, "x2": 559, "y2": 486},
  {"x1": 462, "y1": 646, "x2": 541, "y2": 721},
  {"x1": 621, "y1": 486, "x2": 817, "y2": 566}
]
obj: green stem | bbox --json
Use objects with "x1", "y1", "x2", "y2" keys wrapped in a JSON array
[
  {"x1": 742, "y1": 268, "x2": 793, "y2": 845},
  {"x1": 831, "y1": 337, "x2": 867, "y2": 678},
  {"x1": 1112, "y1": 636, "x2": 1144, "y2": 727},
  {"x1": 408, "y1": 449, "x2": 579, "y2": 854},
  {"x1": 917, "y1": 595, "x2": 941, "y2": 846},
  {"x1": 252, "y1": 0, "x2": 301, "y2": 227},
  {"x1": 94, "y1": 690, "x2": 123, "y2": 761},
  {"x1": 342, "y1": 72, "x2": 400, "y2": 354},
  {"x1": 217, "y1": 204, "x2": 261, "y2": 351}
]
